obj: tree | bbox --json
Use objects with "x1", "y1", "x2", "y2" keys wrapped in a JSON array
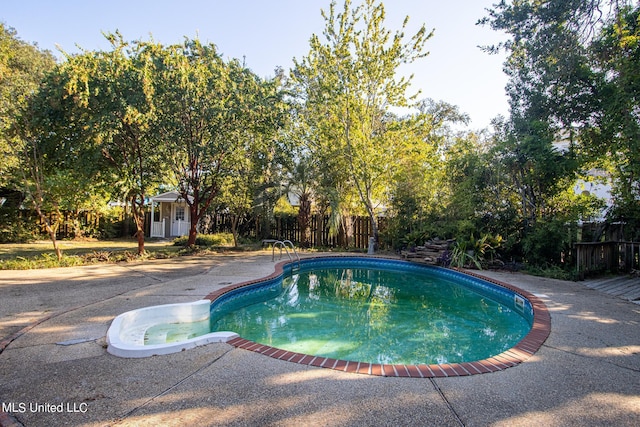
[
  {"x1": 12, "y1": 65, "x2": 100, "y2": 258},
  {"x1": 1, "y1": 24, "x2": 58, "y2": 253},
  {"x1": 291, "y1": 0, "x2": 432, "y2": 247},
  {"x1": 151, "y1": 39, "x2": 287, "y2": 246},
  {"x1": 14, "y1": 110, "x2": 64, "y2": 259},
  {"x1": 61, "y1": 33, "x2": 165, "y2": 254},
  {"x1": 481, "y1": 0, "x2": 605, "y2": 127},
  {"x1": 288, "y1": 154, "x2": 317, "y2": 247},
  {"x1": 494, "y1": 117, "x2": 579, "y2": 227},
  {"x1": 216, "y1": 75, "x2": 290, "y2": 248},
  {"x1": 246, "y1": 69, "x2": 291, "y2": 242},
  {"x1": 386, "y1": 99, "x2": 468, "y2": 244},
  {"x1": 482, "y1": 0, "x2": 640, "y2": 238},
  {"x1": 0, "y1": 24, "x2": 55, "y2": 188},
  {"x1": 216, "y1": 163, "x2": 253, "y2": 248},
  {"x1": 589, "y1": 4, "x2": 640, "y2": 233}
]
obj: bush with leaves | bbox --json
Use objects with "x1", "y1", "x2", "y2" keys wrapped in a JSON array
[
  {"x1": 522, "y1": 219, "x2": 574, "y2": 268},
  {"x1": 172, "y1": 233, "x2": 235, "y2": 248},
  {"x1": 449, "y1": 233, "x2": 504, "y2": 269}
]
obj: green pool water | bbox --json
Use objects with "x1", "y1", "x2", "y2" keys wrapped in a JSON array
[{"x1": 210, "y1": 265, "x2": 531, "y2": 365}]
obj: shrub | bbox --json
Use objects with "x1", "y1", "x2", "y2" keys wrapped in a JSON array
[
  {"x1": 82, "y1": 251, "x2": 112, "y2": 263},
  {"x1": 0, "y1": 209, "x2": 40, "y2": 243},
  {"x1": 449, "y1": 233, "x2": 504, "y2": 269},
  {"x1": 522, "y1": 219, "x2": 573, "y2": 267},
  {"x1": 172, "y1": 233, "x2": 235, "y2": 248}
]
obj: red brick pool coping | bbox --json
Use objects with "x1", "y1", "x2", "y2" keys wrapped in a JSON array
[{"x1": 204, "y1": 256, "x2": 551, "y2": 378}]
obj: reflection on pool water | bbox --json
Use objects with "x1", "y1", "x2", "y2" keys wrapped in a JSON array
[{"x1": 207, "y1": 259, "x2": 533, "y2": 365}]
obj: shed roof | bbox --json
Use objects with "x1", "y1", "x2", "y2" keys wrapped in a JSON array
[{"x1": 150, "y1": 191, "x2": 194, "y2": 203}]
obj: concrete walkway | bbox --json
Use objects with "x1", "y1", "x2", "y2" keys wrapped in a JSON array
[{"x1": 0, "y1": 253, "x2": 638, "y2": 426}]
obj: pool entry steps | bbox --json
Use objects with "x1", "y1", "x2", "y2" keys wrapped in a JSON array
[
  {"x1": 106, "y1": 256, "x2": 551, "y2": 377},
  {"x1": 106, "y1": 300, "x2": 238, "y2": 358}
]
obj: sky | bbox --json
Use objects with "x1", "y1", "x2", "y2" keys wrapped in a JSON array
[{"x1": 2, "y1": 0, "x2": 510, "y2": 129}]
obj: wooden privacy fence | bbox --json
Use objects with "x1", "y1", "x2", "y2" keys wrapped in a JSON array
[
  {"x1": 158, "y1": 212, "x2": 384, "y2": 249},
  {"x1": 269, "y1": 214, "x2": 384, "y2": 249},
  {"x1": 28, "y1": 208, "x2": 383, "y2": 249},
  {"x1": 575, "y1": 241, "x2": 640, "y2": 278}
]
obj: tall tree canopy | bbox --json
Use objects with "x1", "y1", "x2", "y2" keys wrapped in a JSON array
[
  {"x1": 0, "y1": 23, "x2": 55, "y2": 187},
  {"x1": 59, "y1": 34, "x2": 165, "y2": 253},
  {"x1": 291, "y1": 0, "x2": 432, "y2": 246},
  {"x1": 483, "y1": 0, "x2": 640, "y2": 235},
  {"x1": 1, "y1": 25, "x2": 59, "y2": 254},
  {"x1": 149, "y1": 39, "x2": 288, "y2": 246}
]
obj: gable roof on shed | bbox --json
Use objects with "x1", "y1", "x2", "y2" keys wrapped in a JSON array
[{"x1": 150, "y1": 191, "x2": 194, "y2": 203}]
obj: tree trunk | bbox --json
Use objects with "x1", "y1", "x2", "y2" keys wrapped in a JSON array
[
  {"x1": 130, "y1": 196, "x2": 146, "y2": 254},
  {"x1": 231, "y1": 214, "x2": 240, "y2": 247},
  {"x1": 370, "y1": 214, "x2": 379, "y2": 250},
  {"x1": 341, "y1": 214, "x2": 354, "y2": 247},
  {"x1": 132, "y1": 213, "x2": 145, "y2": 254},
  {"x1": 34, "y1": 207, "x2": 62, "y2": 261},
  {"x1": 187, "y1": 203, "x2": 199, "y2": 246},
  {"x1": 135, "y1": 225, "x2": 145, "y2": 254},
  {"x1": 364, "y1": 202, "x2": 379, "y2": 249},
  {"x1": 70, "y1": 209, "x2": 83, "y2": 239},
  {"x1": 188, "y1": 222, "x2": 198, "y2": 246},
  {"x1": 297, "y1": 193, "x2": 312, "y2": 248}
]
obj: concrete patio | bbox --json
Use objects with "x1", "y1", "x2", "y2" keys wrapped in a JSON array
[{"x1": 0, "y1": 252, "x2": 638, "y2": 426}]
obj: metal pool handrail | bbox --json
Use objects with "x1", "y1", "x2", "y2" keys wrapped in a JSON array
[{"x1": 271, "y1": 240, "x2": 300, "y2": 268}]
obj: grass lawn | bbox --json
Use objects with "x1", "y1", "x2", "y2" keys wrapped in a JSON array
[
  {"x1": 0, "y1": 238, "x2": 178, "y2": 260},
  {"x1": 0, "y1": 235, "x2": 333, "y2": 270},
  {"x1": 0, "y1": 232, "x2": 267, "y2": 269},
  {"x1": 0, "y1": 238, "x2": 189, "y2": 269}
]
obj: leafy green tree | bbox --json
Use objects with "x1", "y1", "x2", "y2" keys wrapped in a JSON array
[
  {"x1": 589, "y1": 4, "x2": 640, "y2": 234},
  {"x1": 216, "y1": 75, "x2": 290, "y2": 248},
  {"x1": 247, "y1": 69, "x2": 291, "y2": 241},
  {"x1": 12, "y1": 68, "x2": 92, "y2": 257},
  {"x1": 150, "y1": 39, "x2": 287, "y2": 246},
  {"x1": 142, "y1": 38, "x2": 225, "y2": 247},
  {"x1": 13, "y1": 111, "x2": 64, "y2": 258},
  {"x1": 288, "y1": 154, "x2": 317, "y2": 247},
  {"x1": 386, "y1": 99, "x2": 468, "y2": 246},
  {"x1": 1, "y1": 25, "x2": 58, "y2": 252},
  {"x1": 0, "y1": 24, "x2": 56, "y2": 188},
  {"x1": 216, "y1": 161, "x2": 253, "y2": 248},
  {"x1": 291, "y1": 0, "x2": 432, "y2": 247},
  {"x1": 494, "y1": 117, "x2": 579, "y2": 227},
  {"x1": 481, "y1": 0, "x2": 603, "y2": 128},
  {"x1": 483, "y1": 1, "x2": 640, "y2": 241},
  {"x1": 60, "y1": 33, "x2": 165, "y2": 253}
]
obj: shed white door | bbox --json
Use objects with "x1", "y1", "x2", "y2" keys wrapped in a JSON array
[{"x1": 171, "y1": 204, "x2": 189, "y2": 236}]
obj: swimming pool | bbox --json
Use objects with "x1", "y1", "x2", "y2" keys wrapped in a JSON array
[
  {"x1": 108, "y1": 255, "x2": 550, "y2": 376},
  {"x1": 205, "y1": 256, "x2": 550, "y2": 377},
  {"x1": 211, "y1": 258, "x2": 530, "y2": 365}
]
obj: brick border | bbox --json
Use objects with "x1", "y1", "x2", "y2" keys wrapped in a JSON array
[{"x1": 205, "y1": 256, "x2": 551, "y2": 378}]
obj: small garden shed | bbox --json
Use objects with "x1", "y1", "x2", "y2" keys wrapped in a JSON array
[{"x1": 149, "y1": 191, "x2": 193, "y2": 238}]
